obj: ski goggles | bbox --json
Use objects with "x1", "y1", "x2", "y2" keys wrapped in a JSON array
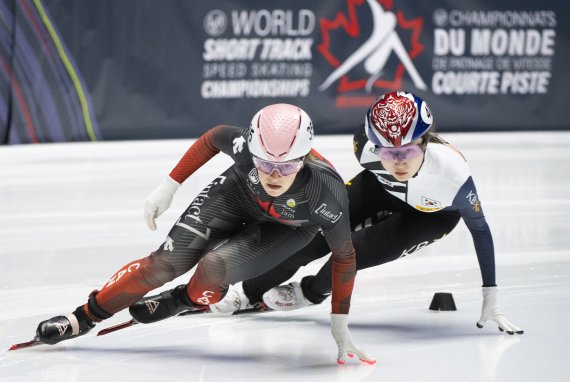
[
  {"x1": 378, "y1": 143, "x2": 425, "y2": 162},
  {"x1": 252, "y1": 156, "x2": 304, "y2": 176}
]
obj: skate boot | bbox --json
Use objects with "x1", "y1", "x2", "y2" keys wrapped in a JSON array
[
  {"x1": 209, "y1": 284, "x2": 251, "y2": 314},
  {"x1": 36, "y1": 306, "x2": 95, "y2": 345},
  {"x1": 210, "y1": 284, "x2": 272, "y2": 314},
  {"x1": 262, "y1": 281, "x2": 312, "y2": 311},
  {"x1": 129, "y1": 285, "x2": 205, "y2": 324}
]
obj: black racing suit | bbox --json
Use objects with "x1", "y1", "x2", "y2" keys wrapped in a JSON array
[
  {"x1": 242, "y1": 124, "x2": 496, "y2": 304},
  {"x1": 90, "y1": 125, "x2": 357, "y2": 319}
]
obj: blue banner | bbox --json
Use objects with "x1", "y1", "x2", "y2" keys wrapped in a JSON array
[{"x1": 2, "y1": 0, "x2": 569, "y2": 143}]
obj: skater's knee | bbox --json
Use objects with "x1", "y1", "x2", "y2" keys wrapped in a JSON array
[
  {"x1": 145, "y1": 251, "x2": 191, "y2": 285},
  {"x1": 195, "y1": 252, "x2": 227, "y2": 284},
  {"x1": 185, "y1": 252, "x2": 229, "y2": 306}
]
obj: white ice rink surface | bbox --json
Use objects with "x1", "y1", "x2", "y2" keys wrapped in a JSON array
[{"x1": 1, "y1": 132, "x2": 569, "y2": 382}]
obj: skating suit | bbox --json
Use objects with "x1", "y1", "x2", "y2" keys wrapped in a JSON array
[
  {"x1": 91, "y1": 125, "x2": 356, "y2": 318},
  {"x1": 243, "y1": 124, "x2": 496, "y2": 303}
]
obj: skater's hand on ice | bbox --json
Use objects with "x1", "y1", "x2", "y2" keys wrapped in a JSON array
[
  {"x1": 144, "y1": 177, "x2": 180, "y2": 231},
  {"x1": 477, "y1": 286, "x2": 524, "y2": 335},
  {"x1": 330, "y1": 314, "x2": 376, "y2": 365}
]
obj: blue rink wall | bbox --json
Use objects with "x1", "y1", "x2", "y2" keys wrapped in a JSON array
[{"x1": 1, "y1": 0, "x2": 569, "y2": 143}]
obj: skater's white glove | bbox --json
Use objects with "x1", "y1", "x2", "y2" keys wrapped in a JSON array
[
  {"x1": 144, "y1": 176, "x2": 180, "y2": 231},
  {"x1": 477, "y1": 286, "x2": 524, "y2": 335},
  {"x1": 330, "y1": 314, "x2": 376, "y2": 365}
]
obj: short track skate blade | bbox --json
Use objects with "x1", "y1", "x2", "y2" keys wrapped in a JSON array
[
  {"x1": 179, "y1": 307, "x2": 266, "y2": 317},
  {"x1": 232, "y1": 308, "x2": 267, "y2": 316},
  {"x1": 178, "y1": 308, "x2": 210, "y2": 317},
  {"x1": 97, "y1": 319, "x2": 137, "y2": 336},
  {"x1": 9, "y1": 337, "x2": 42, "y2": 351}
]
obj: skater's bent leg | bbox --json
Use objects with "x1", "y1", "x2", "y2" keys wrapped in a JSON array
[
  {"x1": 86, "y1": 250, "x2": 190, "y2": 321},
  {"x1": 186, "y1": 252, "x2": 228, "y2": 305},
  {"x1": 187, "y1": 223, "x2": 320, "y2": 307},
  {"x1": 242, "y1": 233, "x2": 330, "y2": 303},
  {"x1": 303, "y1": 211, "x2": 461, "y2": 303},
  {"x1": 37, "y1": 245, "x2": 198, "y2": 344}
]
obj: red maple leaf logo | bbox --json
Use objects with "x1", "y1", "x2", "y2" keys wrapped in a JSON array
[{"x1": 318, "y1": 0, "x2": 424, "y2": 94}]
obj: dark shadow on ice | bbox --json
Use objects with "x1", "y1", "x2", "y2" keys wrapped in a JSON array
[
  {"x1": 241, "y1": 314, "x2": 499, "y2": 341},
  {"x1": 48, "y1": 345, "x2": 334, "y2": 370}
]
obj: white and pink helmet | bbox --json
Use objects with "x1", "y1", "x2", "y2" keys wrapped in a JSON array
[{"x1": 248, "y1": 103, "x2": 314, "y2": 162}]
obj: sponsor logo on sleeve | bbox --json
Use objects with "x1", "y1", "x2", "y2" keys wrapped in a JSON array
[
  {"x1": 466, "y1": 190, "x2": 481, "y2": 212},
  {"x1": 314, "y1": 203, "x2": 343, "y2": 223}
]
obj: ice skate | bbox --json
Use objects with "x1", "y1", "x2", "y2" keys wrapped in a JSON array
[
  {"x1": 209, "y1": 284, "x2": 249, "y2": 314},
  {"x1": 262, "y1": 281, "x2": 311, "y2": 311},
  {"x1": 209, "y1": 284, "x2": 271, "y2": 314},
  {"x1": 36, "y1": 306, "x2": 95, "y2": 345},
  {"x1": 129, "y1": 285, "x2": 205, "y2": 324}
]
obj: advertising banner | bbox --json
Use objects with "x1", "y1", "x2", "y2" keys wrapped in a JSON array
[{"x1": 1, "y1": 0, "x2": 569, "y2": 143}]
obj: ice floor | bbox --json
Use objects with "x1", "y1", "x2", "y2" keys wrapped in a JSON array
[{"x1": 1, "y1": 132, "x2": 569, "y2": 382}]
